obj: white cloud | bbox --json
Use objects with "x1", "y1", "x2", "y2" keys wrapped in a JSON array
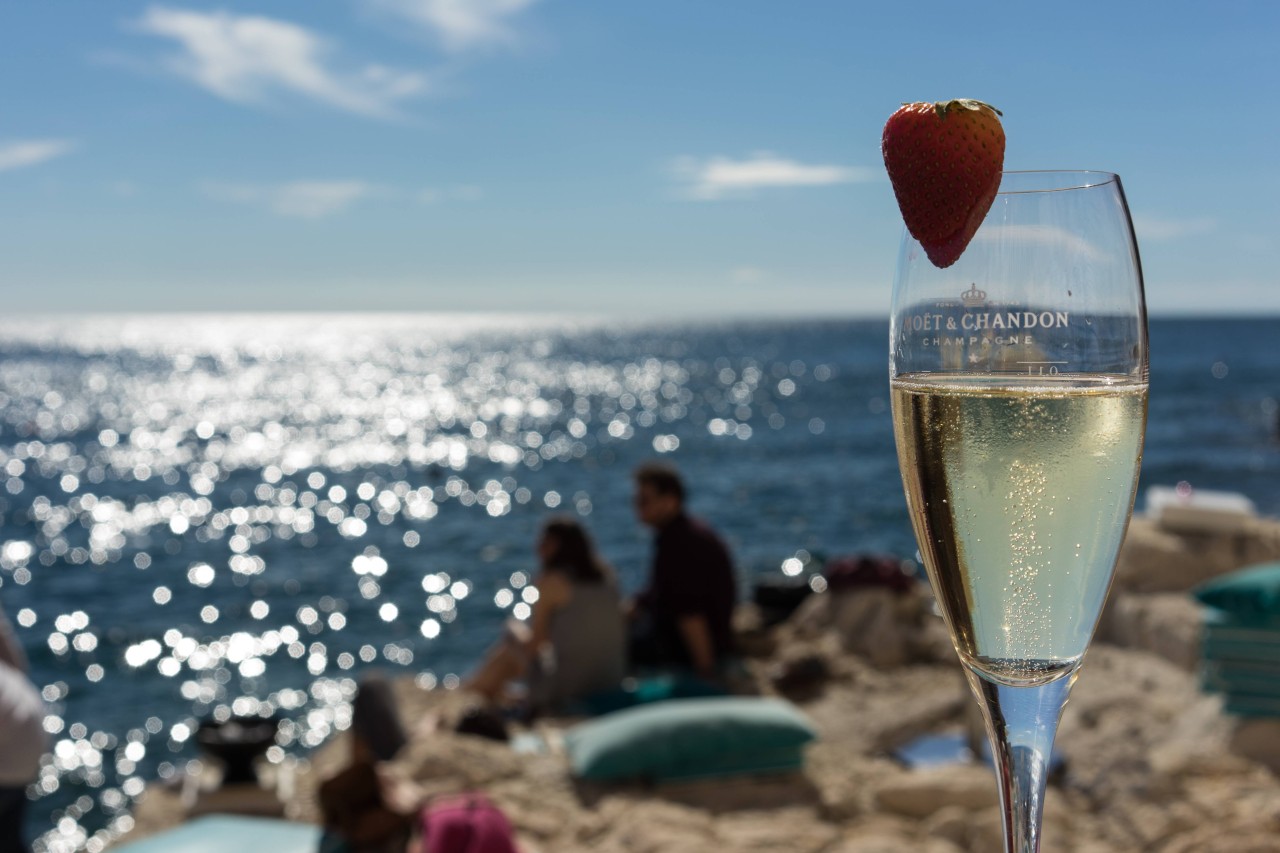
[
  {"x1": 1133, "y1": 215, "x2": 1215, "y2": 241},
  {"x1": 203, "y1": 181, "x2": 377, "y2": 219},
  {"x1": 135, "y1": 6, "x2": 426, "y2": 118},
  {"x1": 673, "y1": 152, "x2": 875, "y2": 200},
  {"x1": 0, "y1": 139, "x2": 75, "y2": 173},
  {"x1": 731, "y1": 267, "x2": 767, "y2": 284},
  {"x1": 367, "y1": 0, "x2": 538, "y2": 52}
]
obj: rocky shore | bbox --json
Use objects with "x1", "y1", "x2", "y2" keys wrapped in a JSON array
[{"x1": 123, "y1": 514, "x2": 1280, "y2": 852}]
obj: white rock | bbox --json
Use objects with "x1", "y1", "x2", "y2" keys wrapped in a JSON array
[{"x1": 873, "y1": 765, "x2": 997, "y2": 818}]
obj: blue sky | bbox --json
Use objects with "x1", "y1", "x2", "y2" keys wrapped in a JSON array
[{"x1": 1, "y1": 1, "x2": 1277, "y2": 317}]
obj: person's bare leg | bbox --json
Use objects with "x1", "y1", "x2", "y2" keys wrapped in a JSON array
[{"x1": 463, "y1": 639, "x2": 524, "y2": 701}]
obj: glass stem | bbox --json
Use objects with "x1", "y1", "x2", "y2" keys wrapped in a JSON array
[{"x1": 965, "y1": 668, "x2": 1075, "y2": 853}]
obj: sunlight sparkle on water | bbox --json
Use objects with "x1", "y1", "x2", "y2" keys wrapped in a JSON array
[{"x1": 0, "y1": 314, "x2": 855, "y2": 852}]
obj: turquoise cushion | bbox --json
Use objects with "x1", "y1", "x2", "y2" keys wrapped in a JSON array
[
  {"x1": 1195, "y1": 563, "x2": 1280, "y2": 620},
  {"x1": 1223, "y1": 693, "x2": 1280, "y2": 718},
  {"x1": 563, "y1": 697, "x2": 816, "y2": 782},
  {"x1": 1202, "y1": 661, "x2": 1280, "y2": 698},
  {"x1": 113, "y1": 815, "x2": 323, "y2": 853},
  {"x1": 1202, "y1": 634, "x2": 1280, "y2": 665}
]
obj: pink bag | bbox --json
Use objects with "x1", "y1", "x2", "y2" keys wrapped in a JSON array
[{"x1": 420, "y1": 793, "x2": 518, "y2": 853}]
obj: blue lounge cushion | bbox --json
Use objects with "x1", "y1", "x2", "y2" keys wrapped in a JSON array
[
  {"x1": 563, "y1": 696, "x2": 816, "y2": 782},
  {"x1": 1194, "y1": 563, "x2": 1280, "y2": 621},
  {"x1": 112, "y1": 815, "x2": 322, "y2": 853}
]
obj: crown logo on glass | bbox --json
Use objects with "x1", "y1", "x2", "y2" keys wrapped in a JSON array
[{"x1": 960, "y1": 284, "x2": 988, "y2": 308}]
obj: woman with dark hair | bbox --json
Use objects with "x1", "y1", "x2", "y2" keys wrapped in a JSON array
[{"x1": 466, "y1": 517, "x2": 625, "y2": 713}]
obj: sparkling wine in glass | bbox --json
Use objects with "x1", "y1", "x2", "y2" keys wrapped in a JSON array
[{"x1": 889, "y1": 171, "x2": 1148, "y2": 852}]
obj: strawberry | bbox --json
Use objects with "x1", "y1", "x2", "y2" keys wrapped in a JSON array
[{"x1": 881, "y1": 99, "x2": 1005, "y2": 268}]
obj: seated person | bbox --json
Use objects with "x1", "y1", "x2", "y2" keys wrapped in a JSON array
[
  {"x1": 466, "y1": 517, "x2": 626, "y2": 714},
  {"x1": 628, "y1": 462, "x2": 737, "y2": 680},
  {"x1": 319, "y1": 674, "x2": 414, "y2": 853},
  {"x1": 319, "y1": 675, "x2": 520, "y2": 853}
]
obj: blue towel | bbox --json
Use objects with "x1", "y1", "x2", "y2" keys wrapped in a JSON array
[
  {"x1": 112, "y1": 815, "x2": 322, "y2": 853},
  {"x1": 571, "y1": 672, "x2": 726, "y2": 716}
]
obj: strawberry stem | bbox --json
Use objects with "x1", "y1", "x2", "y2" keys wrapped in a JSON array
[{"x1": 933, "y1": 99, "x2": 1003, "y2": 119}]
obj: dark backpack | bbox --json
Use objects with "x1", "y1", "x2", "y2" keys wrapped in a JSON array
[{"x1": 823, "y1": 554, "x2": 917, "y2": 594}]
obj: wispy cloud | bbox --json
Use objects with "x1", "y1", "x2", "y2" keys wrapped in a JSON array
[
  {"x1": 1133, "y1": 215, "x2": 1215, "y2": 241},
  {"x1": 672, "y1": 152, "x2": 875, "y2": 200},
  {"x1": 202, "y1": 181, "x2": 377, "y2": 219},
  {"x1": 134, "y1": 6, "x2": 427, "y2": 118},
  {"x1": 0, "y1": 139, "x2": 75, "y2": 173},
  {"x1": 731, "y1": 266, "x2": 767, "y2": 285},
  {"x1": 366, "y1": 0, "x2": 539, "y2": 52}
]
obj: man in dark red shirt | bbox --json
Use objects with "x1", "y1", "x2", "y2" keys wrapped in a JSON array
[{"x1": 629, "y1": 462, "x2": 737, "y2": 678}]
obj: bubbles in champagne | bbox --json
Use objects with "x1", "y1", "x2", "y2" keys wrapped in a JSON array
[{"x1": 892, "y1": 374, "x2": 1147, "y2": 686}]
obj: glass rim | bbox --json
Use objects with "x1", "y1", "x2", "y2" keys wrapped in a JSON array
[{"x1": 997, "y1": 170, "x2": 1119, "y2": 195}]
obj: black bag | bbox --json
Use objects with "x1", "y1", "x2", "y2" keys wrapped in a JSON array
[{"x1": 454, "y1": 705, "x2": 509, "y2": 742}]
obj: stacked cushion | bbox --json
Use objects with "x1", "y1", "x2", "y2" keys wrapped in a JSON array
[
  {"x1": 1194, "y1": 563, "x2": 1280, "y2": 621},
  {"x1": 1194, "y1": 564, "x2": 1280, "y2": 717}
]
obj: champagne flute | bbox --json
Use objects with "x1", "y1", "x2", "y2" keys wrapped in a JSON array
[{"x1": 889, "y1": 171, "x2": 1148, "y2": 852}]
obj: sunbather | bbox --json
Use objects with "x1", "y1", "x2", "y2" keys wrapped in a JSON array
[{"x1": 465, "y1": 517, "x2": 626, "y2": 714}]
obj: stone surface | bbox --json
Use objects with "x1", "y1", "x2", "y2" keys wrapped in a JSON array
[
  {"x1": 1113, "y1": 515, "x2": 1280, "y2": 594},
  {"x1": 873, "y1": 765, "x2": 997, "y2": 818},
  {"x1": 1095, "y1": 591, "x2": 1204, "y2": 670},
  {"x1": 116, "y1": 519, "x2": 1280, "y2": 853}
]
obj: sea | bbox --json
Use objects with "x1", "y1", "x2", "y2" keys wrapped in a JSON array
[{"x1": 0, "y1": 314, "x2": 1277, "y2": 851}]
